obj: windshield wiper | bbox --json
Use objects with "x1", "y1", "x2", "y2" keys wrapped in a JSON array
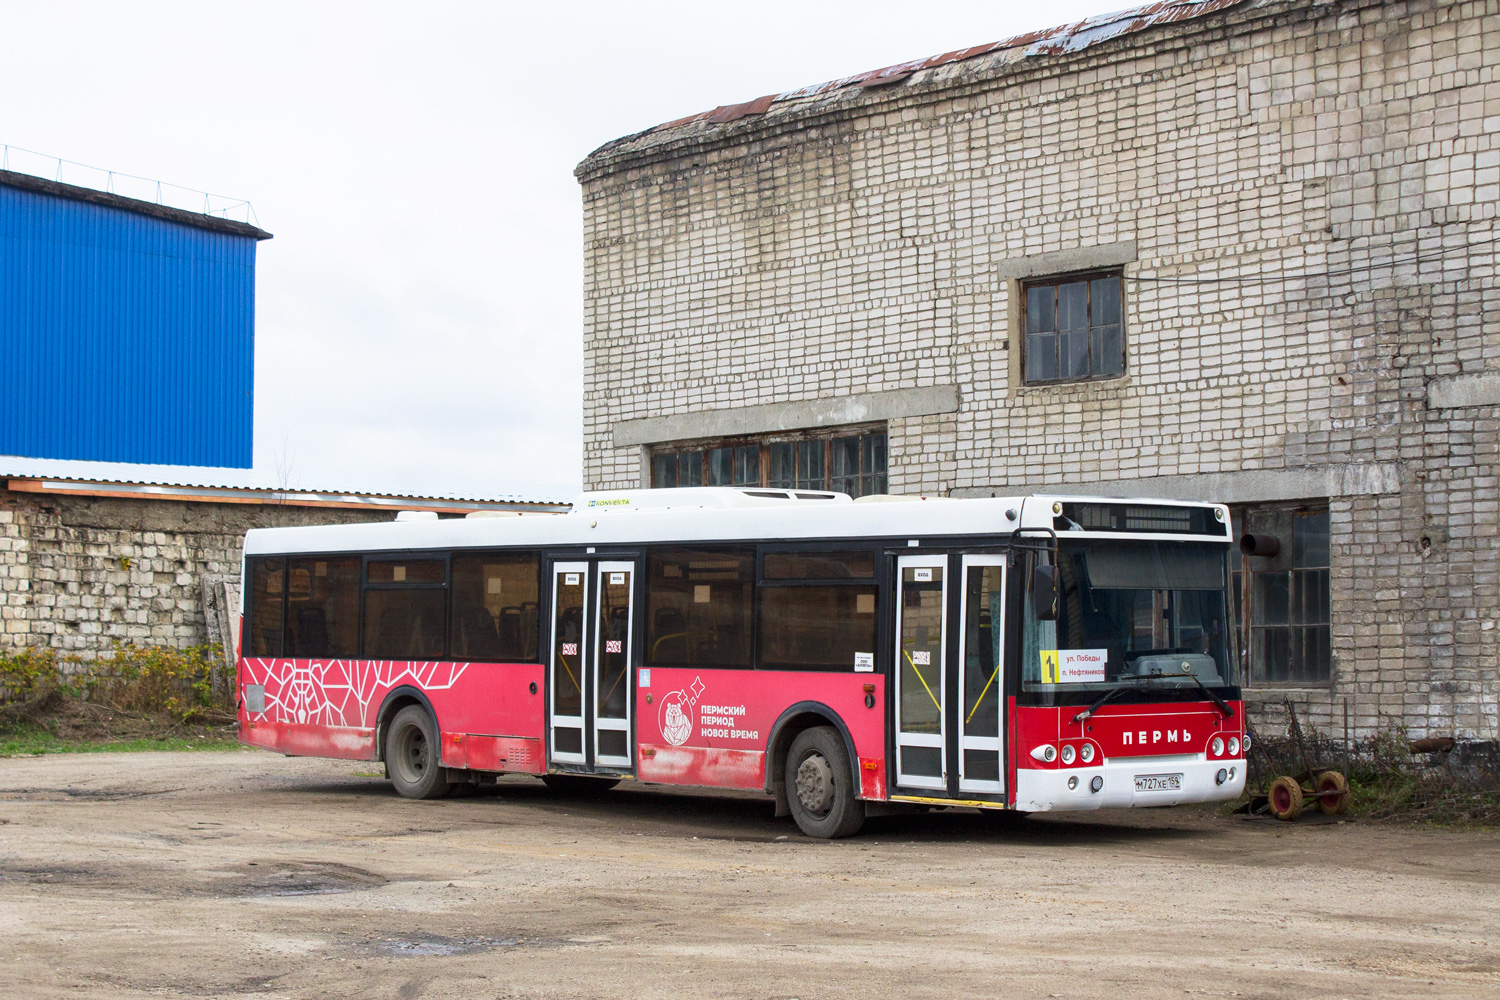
[
  {"x1": 1183, "y1": 669, "x2": 1234, "y2": 718},
  {"x1": 1071, "y1": 673, "x2": 1170, "y2": 723},
  {"x1": 1070, "y1": 666, "x2": 1235, "y2": 724}
]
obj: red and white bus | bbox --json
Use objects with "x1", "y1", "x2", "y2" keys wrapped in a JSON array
[{"x1": 237, "y1": 489, "x2": 1248, "y2": 838}]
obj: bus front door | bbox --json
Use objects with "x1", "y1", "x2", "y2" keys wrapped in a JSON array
[
  {"x1": 894, "y1": 553, "x2": 1008, "y2": 800},
  {"x1": 955, "y1": 555, "x2": 1006, "y2": 797},
  {"x1": 547, "y1": 560, "x2": 636, "y2": 773},
  {"x1": 895, "y1": 555, "x2": 947, "y2": 790}
]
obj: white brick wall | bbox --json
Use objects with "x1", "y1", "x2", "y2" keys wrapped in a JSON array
[{"x1": 578, "y1": 0, "x2": 1500, "y2": 738}]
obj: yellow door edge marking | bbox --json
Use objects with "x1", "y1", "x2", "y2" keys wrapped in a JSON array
[{"x1": 888, "y1": 794, "x2": 1009, "y2": 810}]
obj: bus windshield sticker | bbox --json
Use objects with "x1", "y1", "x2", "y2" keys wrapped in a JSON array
[
  {"x1": 610, "y1": 572, "x2": 625, "y2": 585},
  {"x1": 639, "y1": 668, "x2": 650, "y2": 688},
  {"x1": 855, "y1": 652, "x2": 874, "y2": 672},
  {"x1": 912, "y1": 650, "x2": 931, "y2": 666},
  {"x1": 1041, "y1": 649, "x2": 1107, "y2": 684},
  {"x1": 914, "y1": 568, "x2": 933, "y2": 582},
  {"x1": 564, "y1": 573, "x2": 580, "y2": 585}
]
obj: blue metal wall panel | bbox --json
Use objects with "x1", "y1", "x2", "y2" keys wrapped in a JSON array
[{"x1": 0, "y1": 184, "x2": 256, "y2": 467}]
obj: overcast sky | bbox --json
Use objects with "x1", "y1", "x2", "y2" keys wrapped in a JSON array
[{"x1": 2, "y1": 0, "x2": 1124, "y2": 502}]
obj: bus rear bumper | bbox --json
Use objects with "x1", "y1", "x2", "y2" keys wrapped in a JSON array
[{"x1": 1014, "y1": 756, "x2": 1246, "y2": 812}]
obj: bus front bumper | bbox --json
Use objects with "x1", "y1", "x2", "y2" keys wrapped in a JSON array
[{"x1": 1014, "y1": 756, "x2": 1246, "y2": 812}]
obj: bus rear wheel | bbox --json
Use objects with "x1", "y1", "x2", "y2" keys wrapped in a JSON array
[
  {"x1": 785, "y1": 726, "x2": 865, "y2": 839},
  {"x1": 386, "y1": 705, "x2": 451, "y2": 800}
]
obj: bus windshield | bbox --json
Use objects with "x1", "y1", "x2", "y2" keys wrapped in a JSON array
[{"x1": 1021, "y1": 539, "x2": 1237, "y2": 701}]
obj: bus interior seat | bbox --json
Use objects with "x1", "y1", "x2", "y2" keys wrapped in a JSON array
[
  {"x1": 498, "y1": 606, "x2": 523, "y2": 656},
  {"x1": 521, "y1": 602, "x2": 540, "y2": 656},
  {"x1": 608, "y1": 606, "x2": 629, "y2": 640},
  {"x1": 293, "y1": 607, "x2": 328, "y2": 657},
  {"x1": 457, "y1": 605, "x2": 501, "y2": 659}
]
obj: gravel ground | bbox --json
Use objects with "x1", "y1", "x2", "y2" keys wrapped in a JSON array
[{"x1": 0, "y1": 749, "x2": 1496, "y2": 999}]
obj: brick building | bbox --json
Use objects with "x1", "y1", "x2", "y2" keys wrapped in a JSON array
[
  {"x1": 0, "y1": 473, "x2": 565, "y2": 662},
  {"x1": 576, "y1": 0, "x2": 1500, "y2": 738}
]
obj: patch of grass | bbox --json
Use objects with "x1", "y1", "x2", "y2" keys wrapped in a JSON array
[
  {"x1": 1, "y1": 686, "x2": 238, "y2": 755},
  {"x1": 0, "y1": 724, "x2": 244, "y2": 757}
]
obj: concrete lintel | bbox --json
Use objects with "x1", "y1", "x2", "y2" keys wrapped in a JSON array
[
  {"x1": 994, "y1": 240, "x2": 1138, "y2": 282},
  {"x1": 612, "y1": 385, "x2": 961, "y2": 448},
  {"x1": 949, "y1": 463, "x2": 1402, "y2": 504},
  {"x1": 1428, "y1": 373, "x2": 1500, "y2": 409}
]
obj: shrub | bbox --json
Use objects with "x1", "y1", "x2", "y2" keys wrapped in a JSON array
[{"x1": 0, "y1": 643, "x2": 229, "y2": 720}]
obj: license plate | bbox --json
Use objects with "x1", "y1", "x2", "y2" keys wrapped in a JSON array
[{"x1": 1134, "y1": 773, "x2": 1182, "y2": 792}]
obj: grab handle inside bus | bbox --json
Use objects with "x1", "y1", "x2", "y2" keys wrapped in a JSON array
[{"x1": 1032, "y1": 563, "x2": 1058, "y2": 621}]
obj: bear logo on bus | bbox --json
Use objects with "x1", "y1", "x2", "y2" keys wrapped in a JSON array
[{"x1": 657, "y1": 676, "x2": 705, "y2": 747}]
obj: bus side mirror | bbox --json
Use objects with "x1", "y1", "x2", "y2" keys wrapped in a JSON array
[{"x1": 1032, "y1": 564, "x2": 1058, "y2": 621}]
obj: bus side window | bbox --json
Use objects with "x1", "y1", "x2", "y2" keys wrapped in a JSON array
[
  {"x1": 450, "y1": 554, "x2": 541, "y2": 662},
  {"x1": 363, "y1": 559, "x2": 447, "y2": 661},
  {"x1": 757, "y1": 548, "x2": 878, "y2": 671},
  {"x1": 248, "y1": 557, "x2": 285, "y2": 657},
  {"x1": 285, "y1": 557, "x2": 360, "y2": 658},
  {"x1": 646, "y1": 547, "x2": 754, "y2": 667}
]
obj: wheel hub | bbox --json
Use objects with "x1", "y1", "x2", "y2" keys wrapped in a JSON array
[
  {"x1": 795, "y1": 752, "x2": 834, "y2": 816},
  {"x1": 396, "y1": 726, "x2": 428, "y2": 781}
]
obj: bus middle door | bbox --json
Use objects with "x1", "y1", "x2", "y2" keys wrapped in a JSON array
[{"x1": 547, "y1": 559, "x2": 637, "y2": 774}]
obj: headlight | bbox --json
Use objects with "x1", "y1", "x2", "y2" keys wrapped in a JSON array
[
  {"x1": 1211, "y1": 736, "x2": 1225, "y2": 756},
  {"x1": 1229, "y1": 737, "x2": 1241, "y2": 756},
  {"x1": 1061, "y1": 744, "x2": 1076, "y2": 765},
  {"x1": 1080, "y1": 743, "x2": 1095, "y2": 763},
  {"x1": 1242, "y1": 732, "x2": 1252, "y2": 752}
]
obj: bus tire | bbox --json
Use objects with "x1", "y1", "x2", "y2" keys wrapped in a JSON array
[
  {"x1": 386, "y1": 705, "x2": 451, "y2": 800},
  {"x1": 785, "y1": 726, "x2": 865, "y2": 839},
  {"x1": 542, "y1": 773, "x2": 621, "y2": 796}
]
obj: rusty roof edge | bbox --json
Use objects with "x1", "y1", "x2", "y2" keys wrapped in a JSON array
[
  {"x1": 2, "y1": 476, "x2": 572, "y2": 507},
  {"x1": 0, "y1": 170, "x2": 273, "y2": 241},
  {"x1": 577, "y1": 0, "x2": 1264, "y2": 179}
]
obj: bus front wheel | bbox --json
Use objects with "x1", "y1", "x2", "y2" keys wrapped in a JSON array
[
  {"x1": 785, "y1": 726, "x2": 865, "y2": 839},
  {"x1": 386, "y1": 705, "x2": 451, "y2": 800}
]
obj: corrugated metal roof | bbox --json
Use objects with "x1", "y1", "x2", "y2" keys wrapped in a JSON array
[
  {"x1": 3, "y1": 476, "x2": 570, "y2": 513},
  {"x1": 645, "y1": 0, "x2": 1250, "y2": 134},
  {"x1": 0, "y1": 457, "x2": 574, "y2": 509}
]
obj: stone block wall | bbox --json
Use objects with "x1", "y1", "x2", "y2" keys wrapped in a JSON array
[
  {"x1": 0, "y1": 487, "x2": 389, "y2": 661},
  {"x1": 577, "y1": 0, "x2": 1500, "y2": 738}
]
